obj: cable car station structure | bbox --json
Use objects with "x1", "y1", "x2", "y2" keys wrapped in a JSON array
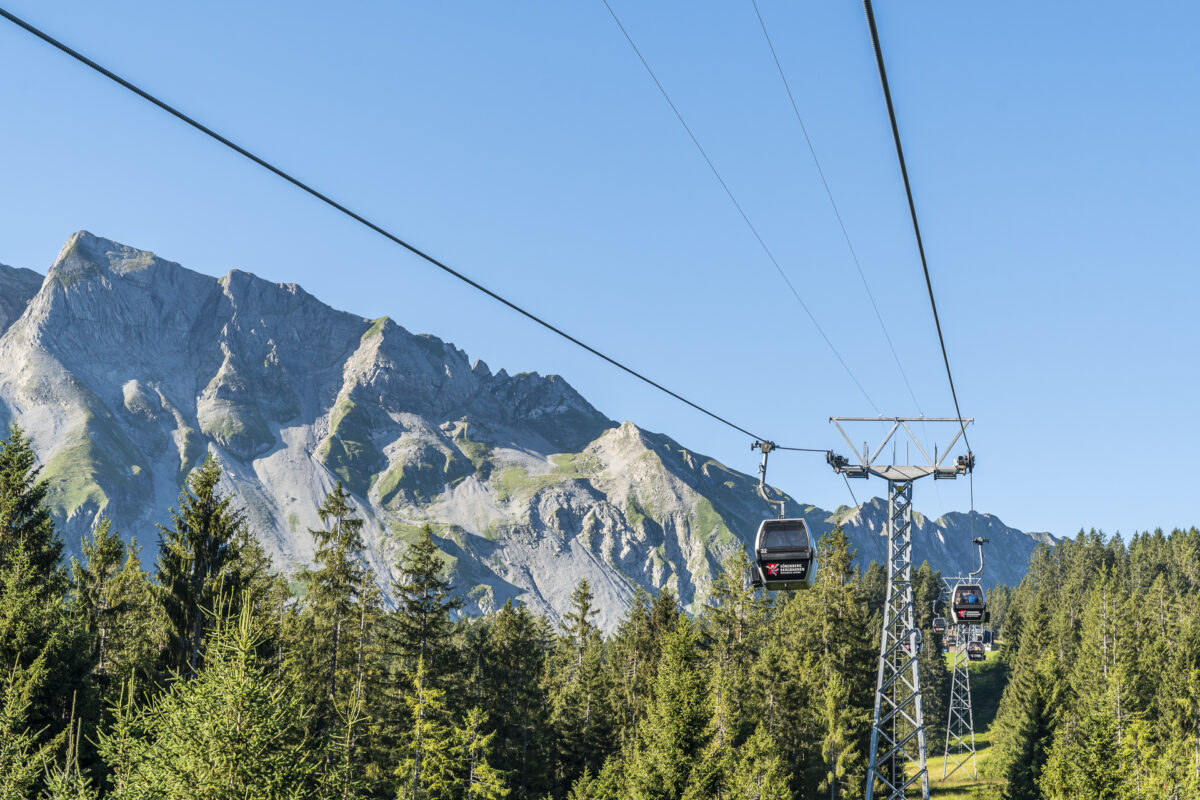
[{"x1": 827, "y1": 416, "x2": 974, "y2": 800}]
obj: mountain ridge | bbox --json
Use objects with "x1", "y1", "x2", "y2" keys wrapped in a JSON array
[{"x1": 0, "y1": 232, "x2": 1053, "y2": 629}]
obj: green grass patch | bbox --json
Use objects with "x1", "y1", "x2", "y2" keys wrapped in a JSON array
[
  {"x1": 42, "y1": 413, "x2": 150, "y2": 518},
  {"x1": 43, "y1": 438, "x2": 109, "y2": 518},
  {"x1": 388, "y1": 522, "x2": 458, "y2": 576},
  {"x1": 450, "y1": 424, "x2": 492, "y2": 474},
  {"x1": 691, "y1": 496, "x2": 731, "y2": 545},
  {"x1": 363, "y1": 316, "x2": 388, "y2": 339},
  {"x1": 493, "y1": 458, "x2": 590, "y2": 503},
  {"x1": 317, "y1": 395, "x2": 382, "y2": 496},
  {"x1": 625, "y1": 496, "x2": 648, "y2": 531},
  {"x1": 927, "y1": 727, "x2": 1004, "y2": 798}
]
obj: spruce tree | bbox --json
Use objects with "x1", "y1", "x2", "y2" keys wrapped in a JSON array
[
  {"x1": 393, "y1": 659, "x2": 459, "y2": 800},
  {"x1": 155, "y1": 455, "x2": 253, "y2": 679},
  {"x1": 0, "y1": 427, "x2": 95, "y2": 776},
  {"x1": 457, "y1": 707, "x2": 508, "y2": 800},
  {"x1": 479, "y1": 600, "x2": 551, "y2": 800},
  {"x1": 387, "y1": 525, "x2": 462, "y2": 681},
  {"x1": 606, "y1": 588, "x2": 656, "y2": 743},
  {"x1": 0, "y1": 425, "x2": 62, "y2": 584},
  {"x1": 624, "y1": 617, "x2": 707, "y2": 800},
  {"x1": 550, "y1": 579, "x2": 612, "y2": 794},
  {"x1": 812, "y1": 529, "x2": 873, "y2": 799},
  {"x1": 293, "y1": 483, "x2": 381, "y2": 746},
  {"x1": 0, "y1": 652, "x2": 54, "y2": 800},
  {"x1": 96, "y1": 540, "x2": 168, "y2": 706},
  {"x1": 71, "y1": 520, "x2": 125, "y2": 679},
  {"x1": 97, "y1": 602, "x2": 327, "y2": 800},
  {"x1": 728, "y1": 723, "x2": 792, "y2": 800}
]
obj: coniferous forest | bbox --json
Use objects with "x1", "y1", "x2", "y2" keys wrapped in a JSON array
[{"x1": 1, "y1": 423, "x2": 1198, "y2": 800}]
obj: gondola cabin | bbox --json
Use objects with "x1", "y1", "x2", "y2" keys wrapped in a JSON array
[
  {"x1": 932, "y1": 617, "x2": 948, "y2": 634},
  {"x1": 750, "y1": 518, "x2": 815, "y2": 590},
  {"x1": 967, "y1": 641, "x2": 985, "y2": 661},
  {"x1": 951, "y1": 583, "x2": 989, "y2": 624}
]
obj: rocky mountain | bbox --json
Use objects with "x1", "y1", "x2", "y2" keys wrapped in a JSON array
[{"x1": 0, "y1": 232, "x2": 1052, "y2": 630}]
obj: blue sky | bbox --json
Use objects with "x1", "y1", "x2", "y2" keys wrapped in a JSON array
[{"x1": 1, "y1": 1, "x2": 1197, "y2": 540}]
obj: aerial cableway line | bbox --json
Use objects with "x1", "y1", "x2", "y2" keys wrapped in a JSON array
[
  {"x1": 0, "y1": 5, "x2": 824, "y2": 453},
  {"x1": 860, "y1": 0, "x2": 971, "y2": 453},
  {"x1": 600, "y1": 0, "x2": 882, "y2": 415}
]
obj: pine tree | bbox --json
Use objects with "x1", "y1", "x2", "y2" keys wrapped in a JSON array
[{"x1": 155, "y1": 455, "x2": 254, "y2": 679}]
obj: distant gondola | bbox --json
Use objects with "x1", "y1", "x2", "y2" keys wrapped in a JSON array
[
  {"x1": 903, "y1": 629, "x2": 924, "y2": 655},
  {"x1": 967, "y1": 641, "x2": 985, "y2": 661},
  {"x1": 932, "y1": 617, "x2": 947, "y2": 634},
  {"x1": 951, "y1": 583, "x2": 989, "y2": 624},
  {"x1": 749, "y1": 518, "x2": 815, "y2": 591}
]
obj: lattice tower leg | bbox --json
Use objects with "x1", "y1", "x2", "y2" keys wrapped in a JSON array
[
  {"x1": 865, "y1": 481, "x2": 929, "y2": 800},
  {"x1": 942, "y1": 623, "x2": 978, "y2": 780}
]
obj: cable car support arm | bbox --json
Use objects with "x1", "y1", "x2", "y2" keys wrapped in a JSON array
[{"x1": 752, "y1": 440, "x2": 786, "y2": 519}]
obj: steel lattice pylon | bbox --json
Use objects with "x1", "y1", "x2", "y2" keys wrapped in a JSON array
[
  {"x1": 827, "y1": 416, "x2": 975, "y2": 800},
  {"x1": 943, "y1": 623, "x2": 978, "y2": 779},
  {"x1": 864, "y1": 480, "x2": 929, "y2": 800}
]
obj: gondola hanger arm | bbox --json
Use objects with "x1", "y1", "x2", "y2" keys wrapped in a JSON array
[{"x1": 751, "y1": 440, "x2": 786, "y2": 519}]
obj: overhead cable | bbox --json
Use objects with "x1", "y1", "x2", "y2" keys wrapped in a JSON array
[
  {"x1": 0, "y1": 5, "x2": 822, "y2": 450},
  {"x1": 860, "y1": 0, "x2": 971, "y2": 453},
  {"x1": 749, "y1": 0, "x2": 923, "y2": 417},
  {"x1": 600, "y1": 0, "x2": 881, "y2": 415}
]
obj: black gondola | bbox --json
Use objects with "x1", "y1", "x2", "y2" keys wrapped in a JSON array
[
  {"x1": 951, "y1": 583, "x2": 989, "y2": 624},
  {"x1": 966, "y1": 641, "x2": 985, "y2": 661},
  {"x1": 749, "y1": 518, "x2": 815, "y2": 591},
  {"x1": 932, "y1": 617, "x2": 948, "y2": 634}
]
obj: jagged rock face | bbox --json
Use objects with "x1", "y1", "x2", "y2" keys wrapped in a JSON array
[
  {"x1": 0, "y1": 232, "x2": 1052, "y2": 630},
  {"x1": 0, "y1": 263, "x2": 42, "y2": 335}
]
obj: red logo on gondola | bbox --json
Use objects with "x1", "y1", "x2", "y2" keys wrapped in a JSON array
[{"x1": 766, "y1": 563, "x2": 781, "y2": 576}]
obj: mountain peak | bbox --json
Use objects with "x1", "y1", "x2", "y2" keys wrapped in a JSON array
[{"x1": 50, "y1": 230, "x2": 163, "y2": 281}]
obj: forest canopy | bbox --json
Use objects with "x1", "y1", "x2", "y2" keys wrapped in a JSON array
[{"x1": 1, "y1": 425, "x2": 1197, "y2": 800}]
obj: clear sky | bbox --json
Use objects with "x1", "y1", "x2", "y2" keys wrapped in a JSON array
[{"x1": 1, "y1": 1, "x2": 1197, "y2": 540}]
